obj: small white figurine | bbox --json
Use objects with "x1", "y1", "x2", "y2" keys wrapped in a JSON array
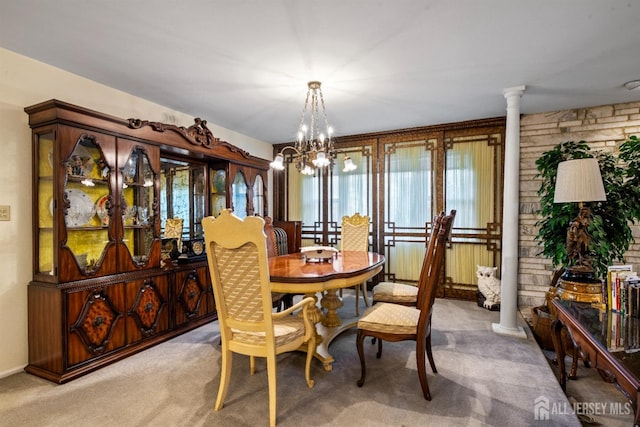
[{"x1": 477, "y1": 265, "x2": 501, "y2": 309}]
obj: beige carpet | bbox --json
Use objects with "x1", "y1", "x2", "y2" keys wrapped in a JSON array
[{"x1": 0, "y1": 298, "x2": 582, "y2": 426}]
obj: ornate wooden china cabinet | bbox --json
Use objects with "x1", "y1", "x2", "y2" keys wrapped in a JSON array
[{"x1": 26, "y1": 100, "x2": 269, "y2": 383}]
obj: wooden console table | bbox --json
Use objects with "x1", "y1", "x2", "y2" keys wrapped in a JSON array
[{"x1": 551, "y1": 299, "x2": 640, "y2": 426}]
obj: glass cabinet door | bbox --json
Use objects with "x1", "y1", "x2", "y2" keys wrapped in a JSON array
[
  {"x1": 192, "y1": 166, "x2": 206, "y2": 239},
  {"x1": 35, "y1": 130, "x2": 56, "y2": 278},
  {"x1": 210, "y1": 167, "x2": 227, "y2": 217},
  {"x1": 63, "y1": 134, "x2": 113, "y2": 274},
  {"x1": 119, "y1": 143, "x2": 158, "y2": 268},
  {"x1": 160, "y1": 157, "x2": 207, "y2": 246},
  {"x1": 35, "y1": 125, "x2": 117, "y2": 283},
  {"x1": 232, "y1": 171, "x2": 247, "y2": 218},
  {"x1": 253, "y1": 174, "x2": 265, "y2": 217}
]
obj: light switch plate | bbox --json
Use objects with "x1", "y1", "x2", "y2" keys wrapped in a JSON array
[{"x1": 0, "y1": 205, "x2": 10, "y2": 221}]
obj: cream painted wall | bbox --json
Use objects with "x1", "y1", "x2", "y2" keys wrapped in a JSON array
[{"x1": 0, "y1": 47, "x2": 273, "y2": 377}]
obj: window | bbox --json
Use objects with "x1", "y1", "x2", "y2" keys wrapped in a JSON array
[{"x1": 274, "y1": 120, "x2": 505, "y2": 300}]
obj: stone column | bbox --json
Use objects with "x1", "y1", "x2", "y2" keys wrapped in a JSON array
[{"x1": 492, "y1": 85, "x2": 527, "y2": 338}]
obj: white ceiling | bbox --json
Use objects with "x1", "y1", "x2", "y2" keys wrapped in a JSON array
[{"x1": 2, "y1": 0, "x2": 640, "y2": 144}]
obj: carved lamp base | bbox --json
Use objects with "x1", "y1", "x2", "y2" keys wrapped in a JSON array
[{"x1": 547, "y1": 269, "x2": 604, "y2": 314}]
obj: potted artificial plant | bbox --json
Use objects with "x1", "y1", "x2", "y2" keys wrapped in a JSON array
[
  {"x1": 535, "y1": 138, "x2": 640, "y2": 281},
  {"x1": 531, "y1": 138, "x2": 640, "y2": 348}
]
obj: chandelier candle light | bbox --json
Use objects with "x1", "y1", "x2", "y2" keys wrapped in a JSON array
[{"x1": 270, "y1": 81, "x2": 357, "y2": 175}]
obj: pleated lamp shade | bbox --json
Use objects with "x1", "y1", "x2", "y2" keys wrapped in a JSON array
[{"x1": 554, "y1": 158, "x2": 607, "y2": 203}]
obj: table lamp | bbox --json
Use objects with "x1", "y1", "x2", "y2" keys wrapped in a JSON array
[{"x1": 553, "y1": 158, "x2": 607, "y2": 281}]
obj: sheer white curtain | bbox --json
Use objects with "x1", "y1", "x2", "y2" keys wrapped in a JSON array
[
  {"x1": 330, "y1": 151, "x2": 369, "y2": 248},
  {"x1": 445, "y1": 141, "x2": 494, "y2": 229},
  {"x1": 288, "y1": 161, "x2": 321, "y2": 248},
  {"x1": 445, "y1": 140, "x2": 497, "y2": 284},
  {"x1": 288, "y1": 152, "x2": 369, "y2": 224},
  {"x1": 331, "y1": 151, "x2": 368, "y2": 220},
  {"x1": 287, "y1": 163, "x2": 320, "y2": 224},
  {"x1": 385, "y1": 143, "x2": 433, "y2": 281}
]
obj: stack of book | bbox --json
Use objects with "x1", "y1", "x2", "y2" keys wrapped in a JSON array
[
  {"x1": 607, "y1": 265, "x2": 640, "y2": 316},
  {"x1": 604, "y1": 265, "x2": 640, "y2": 352}
]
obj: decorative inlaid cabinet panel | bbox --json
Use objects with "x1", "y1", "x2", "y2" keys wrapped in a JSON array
[
  {"x1": 175, "y1": 266, "x2": 214, "y2": 326},
  {"x1": 25, "y1": 100, "x2": 268, "y2": 383},
  {"x1": 125, "y1": 275, "x2": 169, "y2": 345},
  {"x1": 66, "y1": 284, "x2": 126, "y2": 367}
]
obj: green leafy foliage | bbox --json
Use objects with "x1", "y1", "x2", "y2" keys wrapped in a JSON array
[
  {"x1": 619, "y1": 135, "x2": 640, "y2": 222},
  {"x1": 534, "y1": 139, "x2": 640, "y2": 279}
]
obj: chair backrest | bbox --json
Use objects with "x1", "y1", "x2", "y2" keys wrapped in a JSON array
[
  {"x1": 415, "y1": 212, "x2": 445, "y2": 305},
  {"x1": 416, "y1": 210, "x2": 456, "y2": 315},
  {"x1": 273, "y1": 220, "x2": 302, "y2": 254},
  {"x1": 341, "y1": 213, "x2": 369, "y2": 252},
  {"x1": 203, "y1": 210, "x2": 275, "y2": 344},
  {"x1": 264, "y1": 216, "x2": 280, "y2": 258},
  {"x1": 264, "y1": 216, "x2": 291, "y2": 257},
  {"x1": 272, "y1": 228, "x2": 289, "y2": 255}
]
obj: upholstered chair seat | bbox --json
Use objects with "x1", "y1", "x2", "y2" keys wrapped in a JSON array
[
  {"x1": 357, "y1": 303, "x2": 420, "y2": 335},
  {"x1": 231, "y1": 316, "x2": 306, "y2": 346},
  {"x1": 372, "y1": 282, "x2": 418, "y2": 304}
]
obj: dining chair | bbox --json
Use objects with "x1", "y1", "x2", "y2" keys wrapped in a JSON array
[
  {"x1": 371, "y1": 210, "x2": 455, "y2": 306},
  {"x1": 264, "y1": 216, "x2": 291, "y2": 311},
  {"x1": 355, "y1": 211, "x2": 454, "y2": 400},
  {"x1": 203, "y1": 209, "x2": 317, "y2": 427},
  {"x1": 340, "y1": 212, "x2": 370, "y2": 315}
]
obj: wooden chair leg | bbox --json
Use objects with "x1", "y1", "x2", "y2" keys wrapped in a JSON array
[
  {"x1": 355, "y1": 282, "x2": 369, "y2": 316},
  {"x1": 361, "y1": 281, "x2": 370, "y2": 307},
  {"x1": 280, "y1": 294, "x2": 293, "y2": 310},
  {"x1": 416, "y1": 337, "x2": 432, "y2": 401},
  {"x1": 355, "y1": 285, "x2": 360, "y2": 316},
  {"x1": 267, "y1": 354, "x2": 277, "y2": 427},
  {"x1": 356, "y1": 329, "x2": 367, "y2": 387},
  {"x1": 426, "y1": 332, "x2": 437, "y2": 374},
  {"x1": 215, "y1": 348, "x2": 233, "y2": 411},
  {"x1": 376, "y1": 336, "x2": 383, "y2": 358}
]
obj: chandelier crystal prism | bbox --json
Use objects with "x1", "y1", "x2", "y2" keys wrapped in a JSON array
[{"x1": 270, "y1": 81, "x2": 356, "y2": 175}]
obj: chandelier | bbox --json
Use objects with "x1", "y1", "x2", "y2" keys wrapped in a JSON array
[{"x1": 270, "y1": 81, "x2": 357, "y2": 175}]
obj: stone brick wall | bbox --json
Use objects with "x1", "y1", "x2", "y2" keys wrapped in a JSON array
[{"x1": 518, "y1": 101, "x2": 640, "y2": 308}]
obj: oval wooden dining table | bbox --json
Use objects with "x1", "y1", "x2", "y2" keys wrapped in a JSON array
[{"x1": 268, "y1": 251, "x2": 385, "y2": 371}]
